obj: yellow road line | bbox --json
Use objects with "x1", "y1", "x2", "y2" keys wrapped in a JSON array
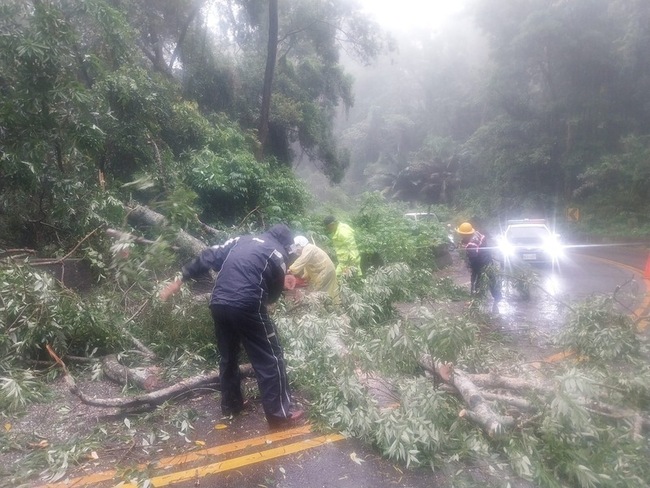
[
  {"x1": 121, "y1": 433, "x2": 346, "y2": 487},
  {"x1": 36, "y1": 425, "x2": 313, "y2": 488}
]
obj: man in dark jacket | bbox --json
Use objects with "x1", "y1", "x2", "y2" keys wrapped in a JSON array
[
  {"x1": 160, "y1": 223, "x2": 303, "y2": 429},
  {"x1": 455, "y1": 222, "x2": 502, "y2": 302}
]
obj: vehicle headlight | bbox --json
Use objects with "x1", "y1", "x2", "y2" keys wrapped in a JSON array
[
  {"x1": 543, "y1": 239, "x2": 564, "y2": 259},
  {"x1": 498, "y1": 240, "x2": 514, "y2": 257}
]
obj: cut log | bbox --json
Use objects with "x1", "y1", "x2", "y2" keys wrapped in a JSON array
[{"x1": 101, "y1": 354, "x2": 161, "y2": 391}]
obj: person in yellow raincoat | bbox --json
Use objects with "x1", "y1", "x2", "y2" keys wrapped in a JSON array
[
  {"x1": 323, "y1": 216, "x2": 362, "y2": 277},
  {"x1": 289, "y1": 235, "x2": 339, "y2": 301}
]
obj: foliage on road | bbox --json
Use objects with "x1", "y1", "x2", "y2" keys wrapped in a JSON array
[
  {"x1": 1, "y1": 240, "x2": 649, "y2": 486},
  {"x1": 280, "y1": 269, "x2": 650, "y2": 487}
]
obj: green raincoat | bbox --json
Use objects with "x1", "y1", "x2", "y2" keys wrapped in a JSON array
[{"x1": 331, "y1": 222, "x2": 361, "y2": 277}]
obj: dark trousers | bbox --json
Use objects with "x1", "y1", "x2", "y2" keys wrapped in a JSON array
[
  {"x1": 470, "y1": 263, "x2": 502, "y2": 301},
  {"x1": 210, "y1": 304, "x2": 292, "y2": 422}
]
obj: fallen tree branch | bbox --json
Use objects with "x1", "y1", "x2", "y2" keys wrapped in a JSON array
[
  {"x1": 0, "y1": 248, "x2": 36, "y2": 259},
  {"x1": 75, "y1": 364, "x2": 253, "y2": 408},
  {"x1": 420, "y1": 355, "x2": 515, "y2": 437},
  {"x1": 420, "y1": 356, "x2": 650, "y2": 434},
  {"x1": 583, "y1": 401, "x2": 650, "y2": 431},
  {"x1": 197, "y1": 218, "x2": 229, "y2": 241},
  {"x1": 452, "y1": 369, "x2": 515, "y2": 437},
  {"x1": 467, "y1": 372, "x2": 554, "y2": 397},
  {"x1": 47, "y1": 344, "x2": 256, "y2": 409},
  {"x1": 76, "y1": 371, "x2": 222, "y2": 408},
  {"x1": 34, "y1": 226, "x2": 104, "y2": 265},
  {"x1": 481, "y1": 391, "x2": 534, "y2": 412},
  {"x1": 101, "y1": 354, "x2": 161, "y2": 391},
  {"x1": 114, "y1": 301, "x2": 156, "y2": 359},
  {"x1": 125, "y1": 204, "x2": 207, "y2": 256}
]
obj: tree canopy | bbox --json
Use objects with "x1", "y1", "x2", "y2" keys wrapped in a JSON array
[
  {"x1": 0, "y1": 0, "x2": 387, "y2": 251},
  {"x1": 336, "y1": 0, "x2": 650, "y2": 229}
]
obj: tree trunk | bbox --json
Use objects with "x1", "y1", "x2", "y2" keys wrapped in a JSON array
[
  {"x1": 101, "y1": 354, "x2": 161, "y2": 391},
  {"x1": 256, "y1": 0, "x2": 278, "y2": 161},
  {"x1": 125, "y1": 204, "x2": 207, "y2": 256},
  {"x1": 419, "y1": 355, "x2": 514, "y2": 437}
]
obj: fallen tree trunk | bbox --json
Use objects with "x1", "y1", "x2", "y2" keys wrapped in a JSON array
[
  {"x1": 47, "y1": 343, "x2": 256, "y2": 409},
  {"x1": 124, "y1": 204, "x2": 207, "y2": 256},
  {"x1": 101, "y1": 354, "x2": 161, "y2": 391},
  {"x1": 419, "y1": 355, "x2": 514, "y2": 437}
]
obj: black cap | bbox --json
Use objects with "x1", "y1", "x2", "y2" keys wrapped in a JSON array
[{"x1": 323, "y1": 215, "x2": 336, "y2": 226}]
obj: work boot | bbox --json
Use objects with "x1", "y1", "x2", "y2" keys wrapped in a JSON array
[
  {"x1": 222, "y1": 399, "x2": 251, "y2": 417},
  {"x1": 267, "y1": 409, "x2": 305, "y2": 430}
]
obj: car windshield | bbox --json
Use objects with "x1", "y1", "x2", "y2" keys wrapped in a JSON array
[{"x1": 506, "y1": 226, "x2": 550, "y2": 240}]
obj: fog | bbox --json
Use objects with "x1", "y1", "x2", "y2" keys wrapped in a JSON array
[{"x1": 356, "y1": 0, "x2": 468, "y2": 32}]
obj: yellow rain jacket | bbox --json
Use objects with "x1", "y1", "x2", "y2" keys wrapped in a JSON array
[
  {"x1": 331, "y1": 222, "x2": 361, "y2": 277},
  {"x1": 289, "y1": 243, "x2": 339, "y2": 299}
]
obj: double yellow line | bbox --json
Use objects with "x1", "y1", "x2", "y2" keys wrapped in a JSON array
[{"x1": 37, "y1": 425, "x2": 345, "y2": 488}]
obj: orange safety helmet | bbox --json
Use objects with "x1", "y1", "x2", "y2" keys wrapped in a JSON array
[{"x1": 455, "y1": 222, "x2": 475, "y2": 235}]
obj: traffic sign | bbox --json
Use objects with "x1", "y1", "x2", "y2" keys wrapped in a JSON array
[{"x1": 567, "y1": 208, "x2": 580, "y2": 221}]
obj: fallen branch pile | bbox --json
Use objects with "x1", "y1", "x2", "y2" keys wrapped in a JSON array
[
  {"x1": 39, "y1": 204, "x2": 650, "y2": 442},
  {"x1": 47, "y1": 344, "x2": 255, "y2": 409}
]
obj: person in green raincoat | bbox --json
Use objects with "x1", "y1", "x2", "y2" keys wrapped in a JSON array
[
  {"x1": 323, "y1": 216, "x2": 362, "y2": 277},
  {"x1": 289, "y1": 235, "x2": 339, "y2": 301}
]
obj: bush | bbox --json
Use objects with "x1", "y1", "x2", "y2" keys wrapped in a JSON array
[{"x1": 351, "y1": 193, "x2": 449, "y2": 272}]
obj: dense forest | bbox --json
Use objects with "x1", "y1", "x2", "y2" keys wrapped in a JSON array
[
  {"x1": 335, "y1": 0, "x2": 650, "y2": 231},
  {"x1": 1, "y1": 1, "x2": 650, "y2": 487},
  {"x1": 2, "y1": 0, "x2": 650, "y2": 254}
]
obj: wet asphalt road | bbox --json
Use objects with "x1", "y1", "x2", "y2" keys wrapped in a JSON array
[{"x1": 494, "y1": 243, "x2": 649, "y2": 340}]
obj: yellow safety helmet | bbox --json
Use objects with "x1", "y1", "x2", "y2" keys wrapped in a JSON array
[{"x1": 455, "y1": 222, "x2": 475, "y2": 235}]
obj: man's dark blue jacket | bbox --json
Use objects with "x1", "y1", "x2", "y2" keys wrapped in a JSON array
[{"x1": 181, "y1": 224, "x2": 293, "y2": 311}]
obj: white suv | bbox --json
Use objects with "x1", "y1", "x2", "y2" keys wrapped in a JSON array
[{"x1": 497, "y1": 219, "x2": 563, "y2": 265}]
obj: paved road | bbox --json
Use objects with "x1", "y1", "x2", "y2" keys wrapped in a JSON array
[
  {"x1": 492, "y1": 243, "x2": 649, "y2": 339},
  {"x1": 40, "y1": 243, "x2": 650, "y2": 488}
]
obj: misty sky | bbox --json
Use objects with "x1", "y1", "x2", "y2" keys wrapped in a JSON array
[{"x1": 356, "y1": 0, "x2": 466, "y2": 30}]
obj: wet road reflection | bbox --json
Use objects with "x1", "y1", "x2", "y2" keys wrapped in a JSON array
[{"x1": 490, "y1": 248, "x2": 646, "y2": 344}]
